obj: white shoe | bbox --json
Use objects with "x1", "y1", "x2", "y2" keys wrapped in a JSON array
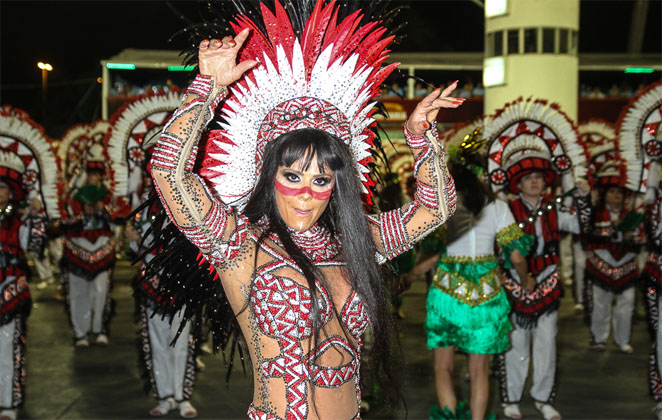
[
  {"x1": 573, "y1": 303, "x2": 584, "y2": 313},
  {"x1": 503, "y1": 403, "x2": 522, "y2": 419},
  {"x1": 95, "y1": 334, "x2": 109, "y2": 346},
  {"x1": 195, "y1": 356, "x2": 205, "y2": 371},
  {"x1": 653, "y1": 402, "x2": 662, "y2": 420},
  {"x1": 619, "y1": 344, "x2": 634, "y2": 354},
  {"x1": 199, "y1": 343, "x2": 212, "y2": 355},
  {"x1": 75, "y1": 338, "x2": 89, "y2": 348},
  {"x1": 535, "y1": 402, "x2": 562, "y2": 420},
  {"x1": 149, "y1": 398, "x2": 176, "y2": 417},
  {"x1": 0, "y1": 409, "x2": 17, "y2": 420},
  {"x1": 591, "y1": 342, "x2": 606, "y2": 351},
  {"x1": 36, "y1": 280, "x2": 49, "y2": 290},
  {"x1": 179, "y1": 400, "x2": 198, "y2": 418}
]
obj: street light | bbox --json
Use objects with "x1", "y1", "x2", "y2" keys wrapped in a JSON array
[
  {"x1": 37, "y1": 62, "x2": 53, "y2": 119},
  {"x1": 37, "y1": 62, "x2": 53, "y2": 71}
]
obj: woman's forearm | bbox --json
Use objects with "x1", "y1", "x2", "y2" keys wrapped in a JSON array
[{"x1": 150, "y1": 75, "x2": 237, "y2": 260}]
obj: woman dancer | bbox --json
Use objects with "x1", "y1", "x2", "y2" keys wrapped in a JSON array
[
  {"x1": 150, "y1": 3, "x2": 461, "y2": 418},
  {"x1": 424, "y1": 156, "x2": 533, "y2": 420}
]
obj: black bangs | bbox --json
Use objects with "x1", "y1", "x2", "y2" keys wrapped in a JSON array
[{"x1": 277, "y1": 128, "x2": 345, "y2": 174}]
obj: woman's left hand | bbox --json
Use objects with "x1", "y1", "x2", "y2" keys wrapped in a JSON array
[
  {"x1": 198, "y1": 28, "x2": 258, "y2": 87},
  {"x1": 406, "y1": 81, "x2": 465, "y2": 135}
]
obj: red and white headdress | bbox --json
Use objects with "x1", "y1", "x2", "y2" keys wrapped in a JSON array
[
  {"x1": 0, "y1": 106, "x2": 59, "y2": 218},
  {"x1": 107, "y1": 91, "x2": 181, "y2": 207},
  {"x1": 57, "y1": 120, "x2": 111, "y2": 193},
  {"x1": 483, "y1": 98, "x2": 585, "y2": 195},
  {"x1": 577, "y1": 119, "x2": 622, "y2": 188},
  {"x1": 617, "y1": 81, "x2": 662, "y2": 194},
  {"x1": 196, "y1": 0, "x2": 399, "y2": 209}
]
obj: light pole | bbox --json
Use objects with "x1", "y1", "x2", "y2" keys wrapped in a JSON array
[{"x1": 37, "y1": 62, "x2": 53, "y2": 119}]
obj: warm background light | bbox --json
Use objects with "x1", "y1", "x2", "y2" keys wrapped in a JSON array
[{"x1": 37, "y1": 62, "x2": 53, "y2": 71}]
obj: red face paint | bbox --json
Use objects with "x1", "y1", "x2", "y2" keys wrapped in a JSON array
[{"x1": 274, "y1": 179, "x2": 333, "y2": 200}]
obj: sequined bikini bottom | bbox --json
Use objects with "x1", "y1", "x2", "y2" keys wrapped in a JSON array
[{"x1": 247, "y1": 403, "x2": 361, "y2": 420}]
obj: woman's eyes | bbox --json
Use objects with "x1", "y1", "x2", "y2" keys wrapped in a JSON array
[
  {"x1": 281, "y1": 172, "x2": 332, "y2": 187},
  {"x1": 313, "y1": 177, "x2": 332, "y2": 187},
  {"x1": 283, "y1": 172, "x2": 300, "y2": 182}
]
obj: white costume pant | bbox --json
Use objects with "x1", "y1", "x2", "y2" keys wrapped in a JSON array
[
  {"x1": 590, "y1": 285, "x2": 635, "y2": 346},
  {"x1": 144, "y1": 306, "x2": 193, "y2": 401},
  {"x1": 572, "y1": 240, "x2": 586, "y2": 304},
  {"x1": 657, "y1": 293, "x2": 662, "y2": 379},
  {"x1": 67, "y1": 271, "x2": 110, "y2": 339},
  {"x1": 28, "y1": 251, "x2": 53, "y2": 283},
  {"x1": 502, "y1": 311, "x2": 558, "y2": 403},
  {"x1": 559, "y1": 234, "x2": 573, "y2": 281},
  {"x1": 0, "y1": 319, "x2": 15, "y2": 408},
  {"x1": 0, "y1": 316, "x2": 24, "y2": 409}
]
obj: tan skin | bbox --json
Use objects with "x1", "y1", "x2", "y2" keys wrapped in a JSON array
[
  {"x1": 0, "y1": 182, "x2": 10, "y2": 211},
  {"x1": 604, "y1": 186, "x2": 634, "y2": 240},
  {"x1": 274, "y1": 159, "x2": 335, "y2": 232},
  {"x1": 152, "y1": 29, "x2": 463, "y2": 419},
  {"x1": 410, "y1": 231, "x2": 531, "y2": 420},
  {"x1": 427, "y1": 171, "x2": 591, "y2": 419},
  {"x1": 604, "y1": 186, "x2": 625, "y2": 212}
]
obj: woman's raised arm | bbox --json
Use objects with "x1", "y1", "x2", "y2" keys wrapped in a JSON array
[
  {"x1": 150, "y1": 29, "x2": 257, "y2": 265},
  {"x1": 368, "y1": 84, "x2": 463, "y2": 261}
]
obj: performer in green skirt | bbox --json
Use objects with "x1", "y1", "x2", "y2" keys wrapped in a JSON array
[{"x1": 424, "y1": 162, "x2": 534, "y2": 420}]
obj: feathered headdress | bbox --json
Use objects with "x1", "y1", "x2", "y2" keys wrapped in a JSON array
[
  {"x1": 483, "y1": 98, "x2": 585, "y2": 195},
  {"x1": 107, "y1": 91, "x2": 181, "y2": 207},
  {"x1": 441, "y1": 119, "x2": 487, "y2": 175},
  {"x1": 57, "y1": 121, "x2": 111, "y2": 191},
  {"x1": 0, "y1": 106, "x2": 59, "y2": 217},
  {"x1": 577, "y1": 119, "x2": 622, "y2": 189},
  {"x1": 179, "y1": 0, "x2": 400, "y2": 209},
  {"x1": 617, "y1": 80, "x2": 662, "y2": 194}
]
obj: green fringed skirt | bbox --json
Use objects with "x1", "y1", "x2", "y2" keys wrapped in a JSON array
[{"x1": 425, "y1": 287, "x2": 512, "y2": 354}]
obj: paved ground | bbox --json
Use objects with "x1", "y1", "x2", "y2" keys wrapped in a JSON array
[{"x1": 18, "y1": 258, "x2": 655, "y2": 419}]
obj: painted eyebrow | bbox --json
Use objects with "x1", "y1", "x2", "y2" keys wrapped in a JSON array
[{"x1": 281, "y1": 168, "x2": 331, "y2": 177}]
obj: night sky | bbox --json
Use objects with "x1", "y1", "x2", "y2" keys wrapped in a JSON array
[{"x1": 1, "y1": 1, "x2": 660, "y2": 136}]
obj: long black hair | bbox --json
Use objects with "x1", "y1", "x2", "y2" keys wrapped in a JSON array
[
  {"x1": 243, "y1": 127, "x2": 400, "y2": 403},
  {"x1": 450, "y1": 163, "x2": 494, "y2": 216},
  {"x1": 444, "y1": 163, "x2": 495, "y2": 244}
]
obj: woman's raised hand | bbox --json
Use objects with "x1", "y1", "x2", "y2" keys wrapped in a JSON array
[
  {"x1": 406, "y1": 81, "x2": 465, "y2": 135},
  {"x1": 198, "y1": 28, "x2": 258, "y2": 86}
]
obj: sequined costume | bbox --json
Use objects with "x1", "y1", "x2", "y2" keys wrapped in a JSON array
[
  {"x1": 0, "y1": 108, "x2": 59, "y2": 416},
  {"x1": 0, "y1": 209, "x2": 30, "y2": 411},
  {"x1": 496, "y1": 193, "x2": 590, "y2": 404},
  {"x1": 60, "y1": 185, "x2": 116, "y2": 343},
  {"x1": 426, "y1": 199, "x2": 531, "y2": 354},
  {"x1": 150, "y1": 71, "x2": 455, "y2": 419},
  {"x1": 480, "y1": 98, "x2": 592, "y2": 409},
  {"x1": 642, "y1": 197, "x2": 662, "y2": 403},
  {"x1": 131, "y1": 196, "x2": 197, "y2": 405},
  {"x1": 584, "y1": 205, "x2": 642, "y2": 348}
]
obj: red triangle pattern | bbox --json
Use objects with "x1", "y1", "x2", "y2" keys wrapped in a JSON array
[
  {"x1": 131, "y1": 132, "x2": 144, "y2": 144},
  {"x1": 516, "y1": 122, "x2": 530, "y2": 136},
  {"x1": 143, "y1": 118, "x2": 158, "y2": 132},
  {"x1": 20, "y1": 155, "x2": 33, "y2": 168},
  {"x1": 645, "y1": 121, "x2": 660, "y2": 137},
  {"x1": 5, "y1": 141, "x2": 19, "y2": 153},
  {"x1": 489, "y1": 149, "x2": 503, "y2": 164}
]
